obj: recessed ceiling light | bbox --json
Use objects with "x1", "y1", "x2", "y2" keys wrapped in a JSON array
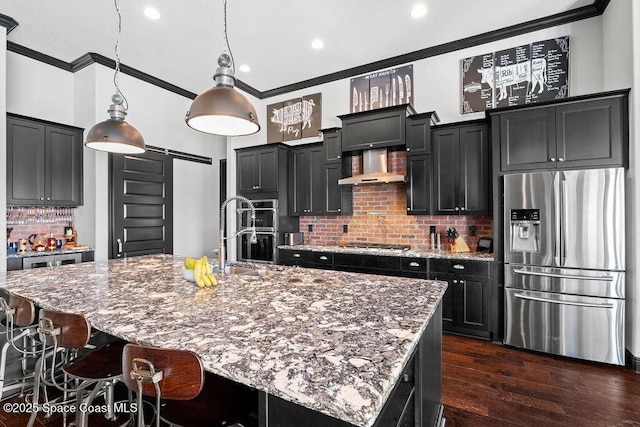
[
  {"x1": 311, "y1": 38, "x2": 324, "y2": 50},
  {"x1": 410, "y1": 4, "x2": 427, "y2": 18},
  {"x1": 239, "y1": 64, "x2": 251, "y2": 73},
  {"x1": 144, "y1": 6, "x2": 160, "y2": 20}
]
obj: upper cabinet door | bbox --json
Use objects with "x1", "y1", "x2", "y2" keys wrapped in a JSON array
[
  {"x1": 459, "y1": 124, "x2": 489, "y2": 215},
  {"x1": 555, "y1": 96, "x2": 625, "y2": 169},
  {"x1": 45, "y1": 126, "x2": 83, "y2": 206},
  {"x1": 237, "y1": 151, "x2": 259, "y2": 193},
  {"x1": 432, "y1": 128, "x2": 460, "y2": 215},
  {"x1": 322, "y1": 129, "x2": 342, "y2": 163},
  {"x1": 256, "y1": 148, "x2": 278, "y2": 192},
  {"x1": 406, "y1": 115, "x2": 432, "y2": 156},
  {"x1": 499, "y1": 106, "x2": 556, "y2": 171},
  {"x1": 7, "y1": 117, "x2": 46, "y2": 205}
]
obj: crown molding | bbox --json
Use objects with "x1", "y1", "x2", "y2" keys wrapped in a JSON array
[
  {"x1": 0, "y1": 14, "x2": 19, "y2": 34},
  {"x1": 3, "y1": 0, "x2": 610, "y2": 100}
]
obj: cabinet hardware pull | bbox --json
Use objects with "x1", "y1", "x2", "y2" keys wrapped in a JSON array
[
  {"x1": 403, "y1": 373, "x2": 410, "y2": 382},
  {"x1": 550, "y1": 157, "x2": 556, "y2": 162},
  {"x1": 337, "y1": 155, "x2": 341, "y2": 159},
  {"x1": 407, "y1": 207, "x2": 410, "y2": 210},
  {"x1": 320, "y1": 256, "x2": 328, "y2": 261},
  {"x1": 407, "y1": 148, "x2": 411, "y2": 151},
  {"x1": 460, "y1": 280, "x2": 465, "y2": 284},
  {"x1": 116, "y1": 238, "x2": 123, "y2": 258},
  {"x1": 453, "y1": 280, "x2": 458, "y2": 284},
  {"x1": 460, "y1": 206, "x2": 465, "y2": 211},
  {"x1": 558, "y1": 158, "x2": 565, "y2": 162},
  {"x1": 409, "y1": 262, "x2": 420, "y2": 267},
  {"x1": 338, "y1": 209, "x2": 341, "y2": 212},
  {"x1": 369, "y1": 144, "x2": 374, "y2": 148},
  {"x1": 40, "y1": 197, "x2": 45, "y2": 201},
  {"x1": 46, "y1": 197, "x2": 51, "y2": 201},
  {"x1": 293, "y1": 254, "x2": 301, "y2": 258},
  {"x1": 453, "y1": 264, "x2": 465, "y2": 270},
  {"x1": 454, "y1": 207, "x2": 460, "y2": 211}
]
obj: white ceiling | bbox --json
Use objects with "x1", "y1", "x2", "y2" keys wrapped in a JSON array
[{"x1": 3, "y1": 0, "x2": 594, "y2": 96}]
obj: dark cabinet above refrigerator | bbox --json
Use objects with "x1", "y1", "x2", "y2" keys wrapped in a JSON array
[{"x1": 491, "y1": 90, "x2": 629, "y2": 172}]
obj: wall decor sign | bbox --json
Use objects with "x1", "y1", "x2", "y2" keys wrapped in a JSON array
[
  {"x1": 462, "y1": 36, "x2": 570, "y2": 113},
  {"x1": 350, "y1": 65, "x2": 413, "y2": 113},
  {"x1": 267, "y1": 93, "x2": 322, "y2": 143}
]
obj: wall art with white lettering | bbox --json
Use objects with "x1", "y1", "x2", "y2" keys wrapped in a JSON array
[{"x1": 267, "y1": 93, "x2": 322, "y2": 143}]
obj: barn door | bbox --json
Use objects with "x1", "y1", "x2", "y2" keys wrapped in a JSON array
[{"x1": 110, "y1": 151, "x2": 173, "y2": 258}]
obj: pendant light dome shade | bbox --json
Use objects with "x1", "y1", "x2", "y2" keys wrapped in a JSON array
[
  {"x1": 186, "y1": 54, "x2": 260, "y2": 136},
  {"x1": 85, "y1": 94, "x2": 145, "y2": 154},
  {"x1": 85, "y1": 0, "x2": 145, "y2": 154}
]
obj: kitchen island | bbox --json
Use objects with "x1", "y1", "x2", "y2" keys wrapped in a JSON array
[{"x1": 0, "y1": 254, "x2": 446, "y2": 427}]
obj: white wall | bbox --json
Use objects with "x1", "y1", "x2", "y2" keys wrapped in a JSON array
[
  {"x1": 1, "y1": 29, "x2": 7, "y2": 272},
  {"x1": 6, "y1": 53, "x2": 74, "y2": 123}
]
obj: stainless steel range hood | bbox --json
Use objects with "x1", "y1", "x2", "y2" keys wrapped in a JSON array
[{"x1": 338, "y1": 148, "x2": 405, "y2": 185}]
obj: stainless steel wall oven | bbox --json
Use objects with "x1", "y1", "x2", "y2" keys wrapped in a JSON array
[{"x1": 237, "y1": 199, "x2": 278, "y2": 263}]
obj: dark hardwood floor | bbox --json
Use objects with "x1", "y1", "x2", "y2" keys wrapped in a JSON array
[
  {"x1": 442, "y1": 334, "x2": 640, "y2": 427},
  {"x1": 3, "y1": 334, "x2": 639, "y2": 426}
]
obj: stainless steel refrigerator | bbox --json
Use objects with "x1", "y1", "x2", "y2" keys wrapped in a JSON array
[{"x1": 503, "y1": 168, "x2": 625, "y2": 365}]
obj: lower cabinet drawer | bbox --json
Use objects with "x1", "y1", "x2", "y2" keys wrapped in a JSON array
[{"x1": 430, "y1": 258, "x2": 490, "y2": 276}]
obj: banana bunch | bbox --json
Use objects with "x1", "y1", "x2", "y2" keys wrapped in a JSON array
[{"x1": 185, "y1": 256, "x2": 217, "y2": 288}]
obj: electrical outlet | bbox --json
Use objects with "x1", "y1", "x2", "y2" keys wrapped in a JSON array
[
  {"x1": 343, "y1": 224, "x2": 348, "y2": 233},
  {"x1": 308, "y1": 224, "x2": 313, "y2": 233},
  {"x1": 469, "y1": 225, "x2": 477, "y2": 236}
]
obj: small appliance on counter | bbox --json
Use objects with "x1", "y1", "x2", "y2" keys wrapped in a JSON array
[{"x1": 284, "y1": 232, "x2": 304, "y2": 246}]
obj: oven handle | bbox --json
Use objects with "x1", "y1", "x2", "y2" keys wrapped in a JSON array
[
  {"x1": 513, "y1": 293, "x2": 614, "y2": 309},
  {"x1": 513, "y1": 269, "x2": 613, "y2": 282}
]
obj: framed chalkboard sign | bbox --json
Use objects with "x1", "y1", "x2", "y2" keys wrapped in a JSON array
[{"x1": 462, "y1": 36, "x2": 570, "y2": 113}]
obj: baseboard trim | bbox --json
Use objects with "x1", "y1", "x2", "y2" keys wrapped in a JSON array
[{"x1": 625, "y1": 349, "x2": 640, "y2": 373}]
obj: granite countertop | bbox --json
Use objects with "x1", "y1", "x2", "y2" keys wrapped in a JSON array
[
  {"x1": 278, "y1": 244, "x2": 494, "y2": 262},
  {"x1": 0, "y1": 254, "x2": 446, "y2": 427},
  {"x1": 7, "y1": 247, "x2": 94, "y2": 259}
]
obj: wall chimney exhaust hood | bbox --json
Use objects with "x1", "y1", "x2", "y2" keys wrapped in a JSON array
[{"x1": 338, "y1": 148, "x2": 405, "y2": 185}]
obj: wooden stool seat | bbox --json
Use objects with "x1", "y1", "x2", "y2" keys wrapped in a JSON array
[
  {"x1": 122, "y1": 344, "x2": 257, "y2": 427},
  {"x1": 64, "y1": 340, "x2": 126, "y2": 380}
]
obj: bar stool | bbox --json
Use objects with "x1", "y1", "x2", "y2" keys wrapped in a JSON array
[
  {"x1": 0, "y1": 293, "x2": 40, "y2": 400},
  {"x1": 27, "y1": 309, "x2": 125, "y2": 427},
  {"x1": 122, "y1": 343, "x2": 257, "y2": 427}
]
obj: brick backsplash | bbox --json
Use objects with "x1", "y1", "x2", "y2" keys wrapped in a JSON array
[
  {"x1": 6, "y1": 207, "x2": 75, "y2": 243},
  {"x1": 300, "y1": 150, "x2": 493, "y2": 251}
]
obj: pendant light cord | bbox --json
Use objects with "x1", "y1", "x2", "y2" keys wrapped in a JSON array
[
  {"x1": 113, "y1": 0, "x2": 129, "y2": 109},
  {"x1": 222, "y1": 0, "x2": 236, "y2": 73}
]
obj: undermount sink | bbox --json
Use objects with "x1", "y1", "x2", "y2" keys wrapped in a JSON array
[{"x1": 224, "y1": 266, "x2": 273, "y2": 277}]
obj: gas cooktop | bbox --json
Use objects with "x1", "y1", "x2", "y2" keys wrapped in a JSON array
[{"x1": 340, "y1": 242, "x2": 411, "y2": 251}]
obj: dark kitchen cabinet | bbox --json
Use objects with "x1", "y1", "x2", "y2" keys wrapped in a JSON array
[
  {"x1": 432, "y1": 122, "x2": 489, "y2": 215},
  {"x1": 430, "y1": 258, "x2": 491, "y2": 338},
  {"x1": 321, "y1": 128, "x2": 342, "y2": 162},
  {"x1": 338, "y1": 104, "x2": 416, "y2": 153},
  {"x1": 291, "y1": 143, "x2": 324, "y2": 215},
  {"x1": 324, "y1": 160, "x2": 353, "y2": 215},
  {"x1": 496, "y1": 90, "x2": 628, "y2": 171},
  {"x1": 405, "y1": 112, "x2": 439, "y2": 155},
  {"x1": 406, "y1": 154, "x2": 431, "y2": 215},
  {"x1": 236, "y1": 144, "x2": 290, "y2": 195},
  {"x1": 7, "y1": 115, "x2": 83, "y2": 206},
  {"x1": 279, "y1": 249, "x2": 333, "y2": 270}
]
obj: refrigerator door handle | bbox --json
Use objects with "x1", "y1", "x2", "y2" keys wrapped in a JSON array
[
  {"x1": 514, "y1": 293, "x2": 615, "y2": 309},
  {"x1": 554, "y1": 172, "x2": 562, "y2": 266},
  {"x1": 560, "y1": 175, "x2": 567, "y2": 263},
  {"x1": 513, "y1": 269, "x2": 614, "y2": 282}
]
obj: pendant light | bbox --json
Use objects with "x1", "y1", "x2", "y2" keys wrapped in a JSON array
[
  {"x1": 185, "y1": 0, "x2": 260, "y2": 136},
  {"x1": 85, "y1": 0, "x2": 145, "y2": 154}
]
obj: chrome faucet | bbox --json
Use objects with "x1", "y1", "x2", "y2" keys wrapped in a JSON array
[{"x1": 219, "y1": 195, "x2": 257, "y2": 274}]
